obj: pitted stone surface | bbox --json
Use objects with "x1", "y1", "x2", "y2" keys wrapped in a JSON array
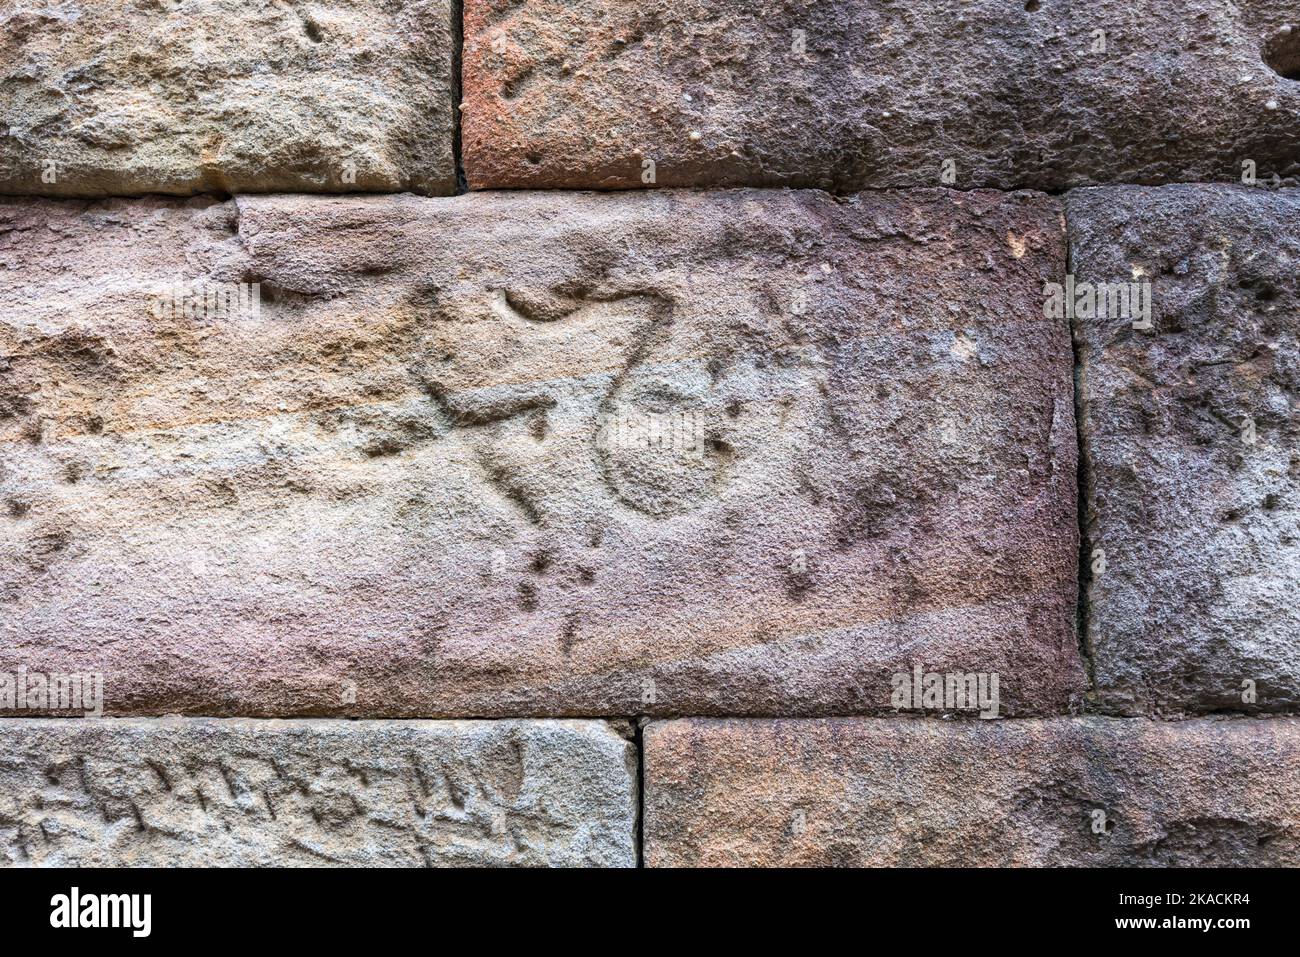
[
  {"x1": 0, "y1": 188, "x2": 1081, "y2": 717},
  {"x1": 644, "y1": 717, "x2": 1300, "y2": 866},
  {"x1": 0, "y1": 0, "x2": 457, "y2": 196},
  {"x1": 0, "y1": 718, "x2": 636, "y2": 867},
  {"x1": 463, "y1": 0, "x2": 1300, "y2": 191},
  {"x1": 1071, "y1": 185, "x2": 1300, "y2": 715}
]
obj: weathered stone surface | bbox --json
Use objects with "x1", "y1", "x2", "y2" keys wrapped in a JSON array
[
  {"x1": 644, "y1": 717, "x2": 1300, "y2": 866},
  {"x1": 463, "y1": 0, "x2": 1300, "y2": 191},
  {"x1": 0, "y1": 188, "x2": 1081, "y2": 717},
  {"x1": 1071, "y1": 185, "x2": 1300, "y2": 715},
  {"x1": 0, "y1": 0, "x2": 456, "y2": 196},
  {"x1": 0, "y1": 718, "x2": 636, "y2": 866}
]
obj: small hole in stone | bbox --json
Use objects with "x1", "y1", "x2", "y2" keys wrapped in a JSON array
[
  {"x1": 1025, "y1": 0, "x2": 1041, "y2": 11},
  {"x1": 1263, "y1": 28, "x2": 1300, "y2": 80},
  {"x1": 1239, "y1": 276, "x2": 1279, "y2": 300}
]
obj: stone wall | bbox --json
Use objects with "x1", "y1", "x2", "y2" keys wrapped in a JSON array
[{"x1": 1, "y1": 0, "x2": 1297, "y2": 867}]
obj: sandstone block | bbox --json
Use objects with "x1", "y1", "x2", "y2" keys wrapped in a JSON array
[
  {"x1": 0, "y1": 0, "x2": 457, "y2": 196},
  {"x1": 463, "y1": 0, "x2": 1300, "y2": 191},
  {"x1": 0, "y1": 188, "x2": 1081, "y2": 717},
  {"x1": 0, "y1": 718, "x2": 636, "y2": 867},
  {"x1": 644, "y1": 717, "x2": 1300, "y2": 866},
  {"x1": 1071, "y1": 185, "x2": 1300, "y2": 715}
]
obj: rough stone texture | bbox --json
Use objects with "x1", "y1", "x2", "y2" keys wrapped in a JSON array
[
  {"x1": 0, "y1": 188, "x2": 1082, "y2": 717},
  {"x1": 1071, "y1": 185, "x2": 1300, "y2": 715},
  {"x1": 0, "y1": 718, "x2": 636, "y2": 866},
  {"x1": 0, "y1": 0, "x2": 457, "y2": 196},
  {"x1": 644, "y1": 717, "x2": 1300, "y2": 866},
  {"x1": 463, "y1": 0, "x2": 1300, "y2": 191}
]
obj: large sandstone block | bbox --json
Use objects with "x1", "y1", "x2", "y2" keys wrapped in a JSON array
[
  {"x1": 1071, "y1": 185, "x2": 1300, "y2": 715},
  {"x1": 0, "y1": 0, "x2": 457, "y2": 196},
  {"x1": 0, "y1": 718, "x2": 636, "y2": 866},
  {"x1": 644, "y1": 717, "x2": 1300, "y2": 866},
  {"x1": 0, "y1": 188, "x2": 1081, "y2": 717},
  {"x1": 463, "y1": 0, "x2": 1300, "y2": 191}
]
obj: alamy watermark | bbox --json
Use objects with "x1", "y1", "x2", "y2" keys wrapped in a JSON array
[
  {"x1": 150, "y1": 281, "x2": 261, "y2": 322},
  {"x1": 891, "y1": 663, "x2": 1000, "y2": 718},
  {"x1": 50, "y1": 888, "x2": 150, "y2": 937},
  {"x1": 595, "y1": 406, "x2": 705, "y2": 460},
  {"x1": 0, "y1": 667, "x2": 103, "y2": 716},
  {"x1": 1043, "y1": 275, "x2": 1152, "y2": 330}
]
